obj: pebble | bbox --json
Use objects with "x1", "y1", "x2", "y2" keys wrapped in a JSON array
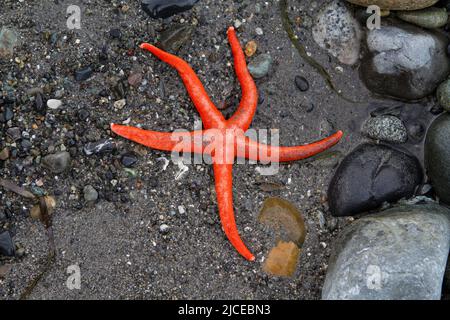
[
  {"x1": 121, "y1": 153, "x2": 138, "y2": 167},
  {"x1": 255, "y1": 27, "x2": 263, "y2": 35},
  {"x1": 74, "y1": 66, "x2": 93, "y2": 81},
  {"x1": 159, "y1": 224, "x2": 170, "y2": 234},
  {"x1": 84, "y1": 139, "x2": 116, "y2": 155},
  {"x1": 0, "y1": 27, "x2": 18, "y2": 59},
  {"x1": 361, "y1": 115, "x2": 408, "y2": 143},
  {"x1": 42, "y1": 151, "x2": 71, "y2": 173},
  {"x1": 328, "y1": 143, "x2": 422, "y2": 216},
  {"x1": 0, "y1": 147, "x2": 9, "y2": 161},
  {"x1": 294, "y1": 76, "x2": 309, "y2": 92},
  {"x1": 114, "y1": 99, "x2": 126, "y2": 109},
  {"x1": 78, "y1": 109, "x2": 90, "y2": 121},
  {"x1": 47, "y1": 99, "x2": 62, "y2": 110},
  {"x1": 6, "y1": 127, "x2": 21, "y2": 140},
  {"x1": 141, "y1": 0, "x2": 199, "y2": 19},
  {"x1": 128, "y1": 72, "x2": 143, "y2": 87},
  {"x1": 397, "y1": 7, "x2": 448, "y2": 28},
  {"x1": 323, "y1": 202, "x2": 450, "y2": 300},
  {"x1": 437, "y1": 79, "x2": 450, "y2": 111},
  {"x1": 0, "y1": 105, "x2": 14, "y2": 123},
  {"x1": 34, "y1": 92, "x2": 46, "y2": 115},
  {"x1": 0, "y1": 231, "x2": 15, "y2": 257},
  {"x1": 83, "y1": 185, "x2": 99, "y2": 202},
  {"x1": 244, "y1": 40, "x2": 257, "y2": 57},
  {"x1": 247, "y1": 53, "x2": 272, "y2": 79}
]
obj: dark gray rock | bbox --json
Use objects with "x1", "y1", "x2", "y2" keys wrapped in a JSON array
[
  {"x1": 294, "y1": 76, "x2": 309, "y2": 92},
  {"x1": 84, "y1": 139, "x2": 116, "y2": 155},
  {"x1": 0, "y1": 105, "x2": 14, "y2": 123},
  {"x1": 323, "y1": 202, "x2": 450, "y2": 300},
  {"x1": 74, "y1": 66, "x2": 93, "y2": 81},
  {"x1": 42, "y1": 151, "x2": 71, "y2": 174},
  {"x1": 141, "y1": 0, "x2": 199, "y2": 19},
  {"x1": 425, "y1": 113, "x2": 450, "y2": 204},
  {"x1": 0, "y1": 231, "x2": 15, "y2": 257},
  {"x1": 328, "y1": 143, "x2": 422, "y2": 216},
  {"x1": 360, "y1": 21, "x2": 450, "y2": 100},
  {"x1": 436, "y1": 79, "x2": 450, "y2": 112}
]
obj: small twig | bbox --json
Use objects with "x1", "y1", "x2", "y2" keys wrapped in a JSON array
[{"x1": 19, "y1": 196, "x2": 56, "y2": 300}]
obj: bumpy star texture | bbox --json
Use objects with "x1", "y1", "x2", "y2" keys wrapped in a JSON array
[{"x1": 111, "y1": 27, "x2": 343, "y2": 261}]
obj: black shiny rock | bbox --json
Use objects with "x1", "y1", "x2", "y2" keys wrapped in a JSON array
[
  {"x1": 141, "y1": 0, "x2": 199, "y2": 19},
  {"x1": 0, "y1": 231, "x2": 15, "y2": 257},
  {"x1": 74, "y1": 66, "x2": 93, "y2": 81},
  {"x1": 328, "y1": 143, "x2": 422, "y2": 217}
]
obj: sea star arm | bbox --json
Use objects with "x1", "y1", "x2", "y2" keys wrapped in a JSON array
[
  {"x1": 242, "y1": 130, "x2": 343, "y2": 162},
  {"x1": 111, "y1": 123, "x2": 210, "y2": 154},
  {"x1": 225, "y1": 27, "x2": 258, "y2": 131},
  {"x1": 213, "y1": 163, "x2": 255, "y2": 261},
  {"x1": 140, "y1": 43, "x2": 225, "y2": 129}
]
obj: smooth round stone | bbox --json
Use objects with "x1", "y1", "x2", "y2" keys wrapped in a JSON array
[
  {"x1": 345, "y1": 0, "x2": 439, "y2": 10},
  {"x1": 47, "y1": 99, "x2": 62, "y2": 110},
  {"x1": 83, "y1": 185, "x2": 98, "y2": 202},
  {"x1": 294, "y1": 76, "x2": 309, "y2": 92},
  {"x1": 397, "y1": 7, "x2": 448, "y2": 29},
  {"x1": 437, "y1": 79, "x2": 450, "y2": 111},
  {"x1": 247, "y1": 54, "x2": 272, "y2": 79},
  {"x1": 425, "y1": 113, "x2": 450, "y2": 204},
  {"x1": 323, "y1": 202, "x2": 450, "y2": 300},
  {"x1": 360, "y1": 21, "x2": 450, "y2": 100},
  {"x1": 328, "y1": 143, "x2": 422, "y2": 216},
  {"x1": 159, "y1": 224, "x2": 170, "y2": 234}
]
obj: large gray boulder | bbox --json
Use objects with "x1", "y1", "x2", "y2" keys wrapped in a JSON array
[
  {"x1": 360, "y1": 21, "x2": 450, "y2": 100},
  {"x1": 322, "y1": 203, "x2": 450, "y2": 300}
]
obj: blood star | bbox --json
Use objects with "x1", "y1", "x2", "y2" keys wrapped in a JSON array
[{"x1": 111, "y1": 27, "x2": 343, "y2": 261}]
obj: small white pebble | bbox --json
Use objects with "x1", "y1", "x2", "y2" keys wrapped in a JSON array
[
  {"x1": 255, "y1": 27, "x2": 263, "y2": 35},
  {"x1": 47, "y1": 99, "x2": 62, "y2": 110}
]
